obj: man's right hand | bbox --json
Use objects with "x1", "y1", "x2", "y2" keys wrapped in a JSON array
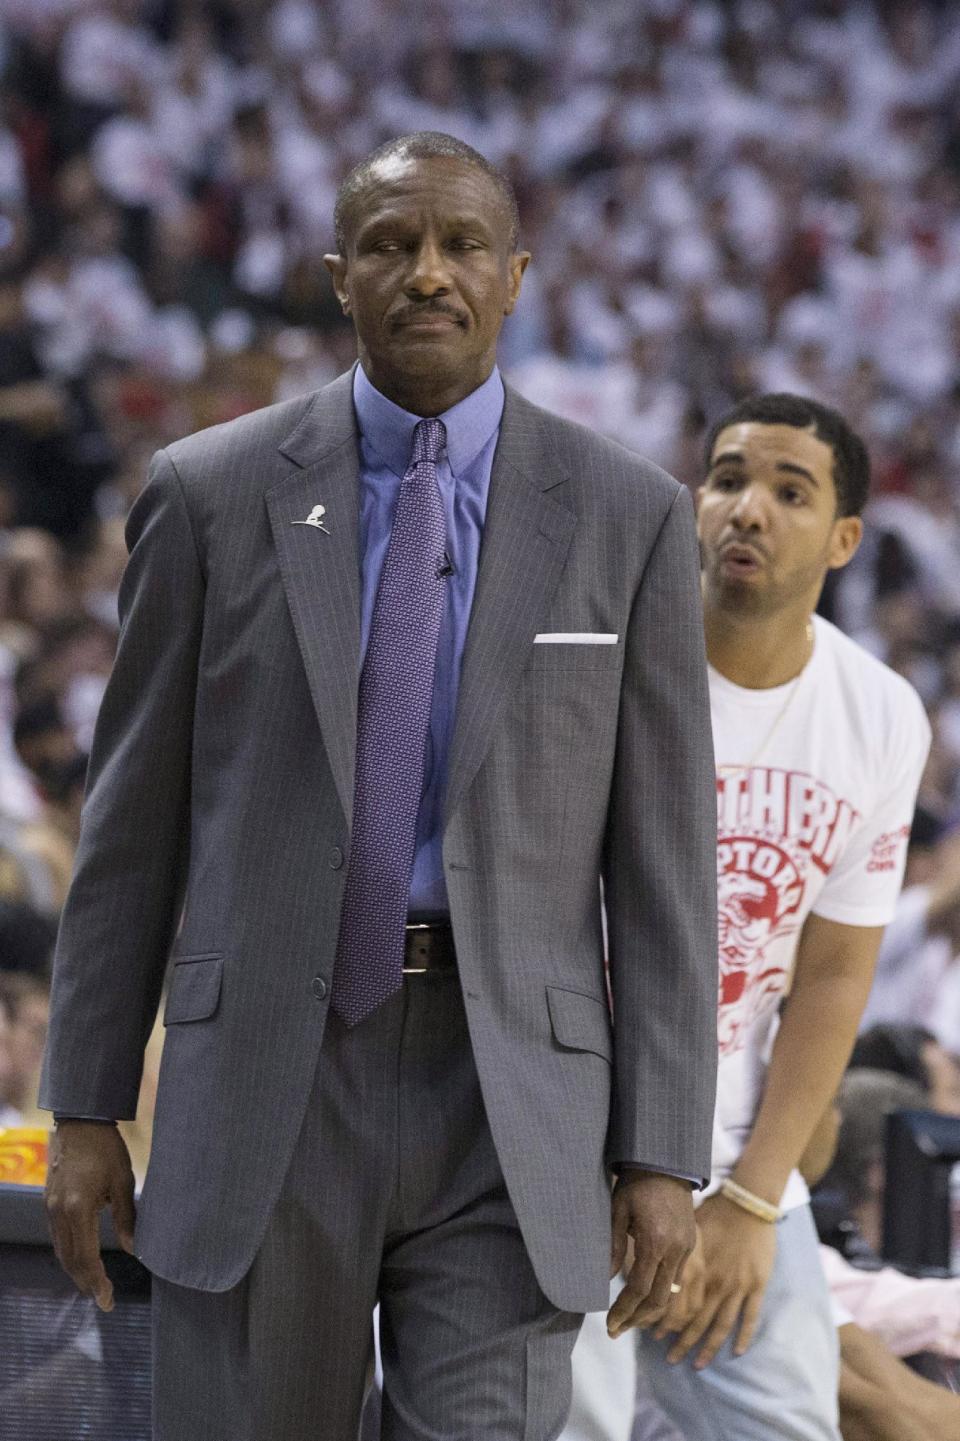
[{"x1": 45, "y1": 1121, "x2": 136, "y2": 1312}]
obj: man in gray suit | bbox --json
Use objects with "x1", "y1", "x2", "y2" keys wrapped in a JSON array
[{"x1": 41, "y1": 132, "x2": 718, "y2": 1440}]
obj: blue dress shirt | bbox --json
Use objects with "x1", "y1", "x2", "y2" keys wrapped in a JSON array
[{"x1": 352, "y1": 363, "x2": 504, "y2": 917}]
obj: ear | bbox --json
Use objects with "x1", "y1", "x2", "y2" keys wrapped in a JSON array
[
  {"x1": 323, "y1": 254, "x2": 351, "y2": 315},
  {"x1": 694, "y1": 484, "x2": 706, "y2": 516},
  {"x1": 504, "y1": 251, "x2": 531, "y2": 316},
  {"x1": 826, "y1": 514, "x2": 863, "y2": 572}
]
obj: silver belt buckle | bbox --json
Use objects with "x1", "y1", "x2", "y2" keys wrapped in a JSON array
[{"x1": 403, "y1": 921, "x2": 431, "y2": 974}]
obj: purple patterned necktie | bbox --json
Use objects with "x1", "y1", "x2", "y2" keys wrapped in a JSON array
[{"x1": 332, "y1": 417, "x2": 448, "y2": 1026}]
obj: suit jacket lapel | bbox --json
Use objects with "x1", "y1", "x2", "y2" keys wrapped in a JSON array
[
  {"x1": 266, "y1": 372, "x2": 360, "y2": 826},
  {"x1": 446, "y1": 388, "x2": 576, "y2": 826}
]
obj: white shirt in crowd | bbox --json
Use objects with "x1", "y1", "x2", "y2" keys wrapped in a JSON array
[
  {"x1": 707, "y1": 615, "x2": 931, "y2": 1212},
  {"x1": 859, "y1": 884, "x2": 954, "y2": 1039}
]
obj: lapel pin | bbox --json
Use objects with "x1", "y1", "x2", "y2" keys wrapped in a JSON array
[{"x1": 292, "y1": 504, "x2": 330, "y2": 534}]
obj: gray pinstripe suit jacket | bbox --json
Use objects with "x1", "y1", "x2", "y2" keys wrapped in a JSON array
[{"x1": 40, "y1": 369, "x2": 718, "y2": 1313}]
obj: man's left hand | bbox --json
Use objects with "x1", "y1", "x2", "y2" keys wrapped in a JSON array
[{"x1": 606, "y1": 1170, "x2": 696, "y2": 1337}]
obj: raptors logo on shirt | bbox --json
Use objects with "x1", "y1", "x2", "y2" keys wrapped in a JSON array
[
  {"x1": 705, "y1": 617, "x2": 931, "y2": 1210},
  {"x1": 716, "y1": 766, "x2": 859, "y2": 1056}
]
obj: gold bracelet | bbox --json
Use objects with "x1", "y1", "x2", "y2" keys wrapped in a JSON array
[{"x1": 719, "y1": 1178, "x2": 783, "y2": 1224}]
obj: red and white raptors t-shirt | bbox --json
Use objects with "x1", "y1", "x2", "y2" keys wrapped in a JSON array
[{"x1": 705, "y1": 615, "x2": 931, "y2": 1210}]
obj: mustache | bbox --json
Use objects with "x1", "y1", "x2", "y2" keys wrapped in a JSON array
[{"x1": 391, "y1": 302, "x2": 466, "y2": 327}]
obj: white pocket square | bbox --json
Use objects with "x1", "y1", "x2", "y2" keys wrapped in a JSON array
[{"x1": 533, "y1": 633, "x2": 619, "y2": 644}]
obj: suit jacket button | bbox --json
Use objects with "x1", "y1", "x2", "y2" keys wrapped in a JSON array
[
  {"x1": 328, "y1": 847, "x2": 344, "y2": 869},
  {"x1": 312, "y1": 976, "x2": 328, "y2": 1001}
]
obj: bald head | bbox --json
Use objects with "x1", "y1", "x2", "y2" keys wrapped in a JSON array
[{"x1": 333, "y1": 131, "x2": 520, "y2": 254}]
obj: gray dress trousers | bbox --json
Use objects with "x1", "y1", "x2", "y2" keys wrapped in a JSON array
[{"x1": 152, "y1": 973, "x2": 583, "y2": 1440}]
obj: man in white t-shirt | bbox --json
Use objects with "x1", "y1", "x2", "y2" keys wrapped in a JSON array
[
  {"x1": 563, "y1": 393, "x2": 931, "y2": 1441},
  {"x1": 638, "y1": 392, "x2": 931, "y2": 1440}
]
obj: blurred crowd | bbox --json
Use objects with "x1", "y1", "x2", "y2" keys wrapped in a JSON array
[{"x1": 0, "y1": 0, "x2": 960, "y2": 1308}]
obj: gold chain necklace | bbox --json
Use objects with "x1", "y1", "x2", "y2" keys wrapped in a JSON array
[{"x1": 719, "y1": 620, "x2": 815, "y2": 778}]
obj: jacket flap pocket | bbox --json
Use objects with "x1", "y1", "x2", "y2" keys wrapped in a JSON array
[
  {"x1": 546, "y1": 985, "x2": 613, "y2": 1063},
  {"x1": 164, "y1": 954, "x2": 223, "y2": 1025}
]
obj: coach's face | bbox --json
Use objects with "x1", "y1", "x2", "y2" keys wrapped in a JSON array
[
  {"x1": 325, "y1": 155, "x2": 529, "y2": 415},
  {"x1": 697, "y1": 422, "x2": 862, "y2": 617}
]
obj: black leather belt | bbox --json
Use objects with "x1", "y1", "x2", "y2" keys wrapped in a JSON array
[{"x1": 403, "y1": 921, "x2": 457, "y2": 974}]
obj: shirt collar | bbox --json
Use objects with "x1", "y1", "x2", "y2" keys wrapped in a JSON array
[{"x1": 352, "y1": 363, "x2": 504, "y2": 480}]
